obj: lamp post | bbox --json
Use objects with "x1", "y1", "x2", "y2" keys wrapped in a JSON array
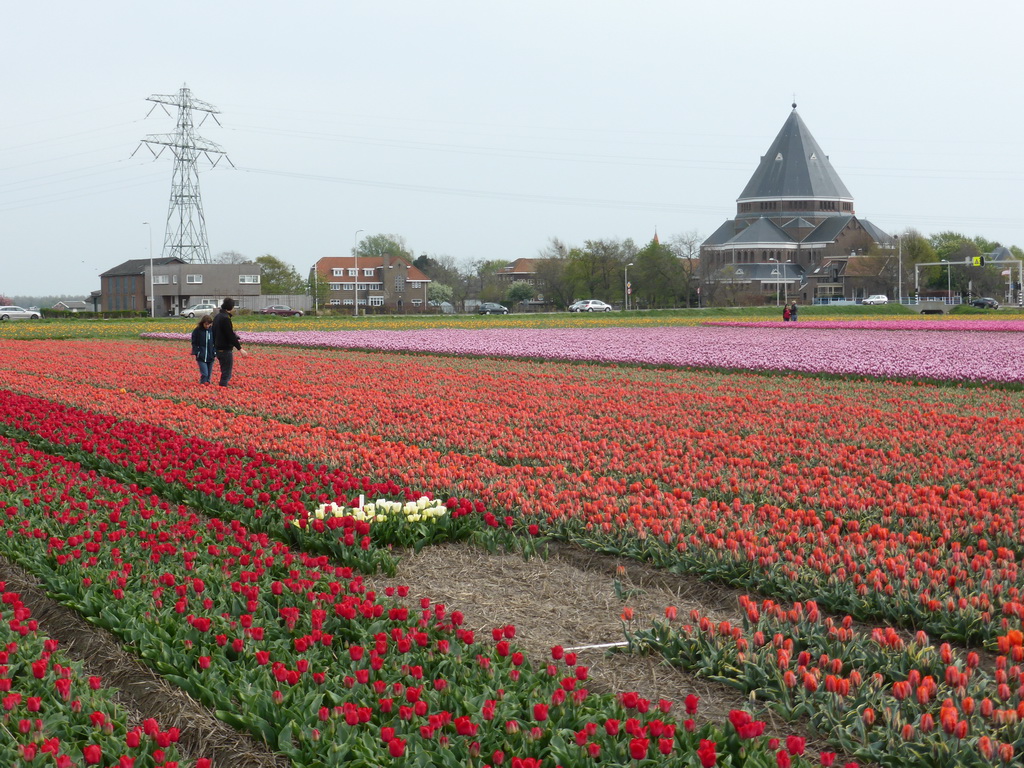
[
  {"x1": 768, "y1": 257, "x2": 780, "y2": 306},
  {"x1": 353, "y1": 229, "x2": 364, "y2": 317},
  {"x1": 312, "y1": 265, "x2": 319, "y2": 315},
  {"x1": 143, "y1": 221, "x2": 154, "y2": 318},
  {"x1": 624, "y1": 262, "x2": 634, "y2": 311},
  {"x1": 942, "y1": 259, "x2": 951, "y2": 303},
  {"x1": 783, "y1": 260, "x2": 791, "y2": 305},
  {"x1": 896, "y1": 234, "x2": 902, "y2": 305}
]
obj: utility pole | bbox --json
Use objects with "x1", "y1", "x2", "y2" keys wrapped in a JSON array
[{"x1": 134, "y1": 84, "x2": 232, "y2": 264}]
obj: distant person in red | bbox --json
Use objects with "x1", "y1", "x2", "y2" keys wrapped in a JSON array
[
  {"x1": 782, "y1": 304, "x2": 791, "y2": 321},
  {"x1": 211, "y1": 298, "x2": 247, "y2": 386}
]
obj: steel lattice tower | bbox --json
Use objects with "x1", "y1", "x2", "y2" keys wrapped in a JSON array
[{"x1": 134, "y1": 84, "x2": 232, "y2": 264}]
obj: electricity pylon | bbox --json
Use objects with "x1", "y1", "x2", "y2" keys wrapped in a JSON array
[{"x1": 134, "y1": 84, "x2": 232, "y2": 264}]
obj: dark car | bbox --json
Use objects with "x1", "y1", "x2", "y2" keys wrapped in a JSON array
[
  {"x1": 970, "y1": 297, "x2": 999, "y2": 309},
  {"x1": 478, "y1": 302, "x2": 508, "y2": 315},
  {"x1": 258, "y1": 305, "x2": 303, "y2": 317}
]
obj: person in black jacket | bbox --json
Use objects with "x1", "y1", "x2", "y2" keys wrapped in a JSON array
[
  {"x1": 211, "y1": 298, "x2": 247, "y2": 387},
  {"x1": 190, "y1": 314, "x2": 216, "y2": 384}
]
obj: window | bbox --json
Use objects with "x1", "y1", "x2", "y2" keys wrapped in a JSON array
[
  {"x1": 411, "y1": 299, "x2": 423, "y2": 307},
  {"x1": 395, "y1": 274, "x2": 406, "y2": 293},
  {"x1": 186, "y1": 274, "x2": 203, "y2": 284},
  {"x1": 363, "y1": 268, "x2": 374, "y2": 276},
  {"x1": 332, "y1": 268, "x2": 343, "y2": 277},
  {"x1": 341, "y1": 283, "x2": 354, "y2": 291},
  {"x1": 153, "y1": 275, "x2": 170, "y2": 285},
  {"x1": 172, "y1": 275, "x2": 178, "y2": 284},
  {"x1": 329, "y1": 299, "x2": 341, "y2": 306},
  {"x1": 329, "y1": 283, "x2": 341, "y2": 291},
  {"x1": 369, "y1": 296, "x2": 384, "y2": 307},
  {"x1": 239, "y1": 274, "x2": 260, "y2": 284},
  {"x1": 347, "y1": 268, "x2": 357, "y2": 277}
]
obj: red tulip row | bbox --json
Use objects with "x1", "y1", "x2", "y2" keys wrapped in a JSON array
[
  {"x1": 0, "y1": 433, "x2": 842, "y2": 767},
  {"x1": 628, "y1": 595, "x2": 1022, "y2": 765},
  {"x1": 2, "y1": 345, "x2": 1023, "y2": 644},
  {"x1": 0, "y1": 581, "x2": 202, "y2": 767}
]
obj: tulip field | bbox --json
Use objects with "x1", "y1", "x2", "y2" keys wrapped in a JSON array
[{"x1": 0, "y1": 316, "x2": 1023, "y2": 767}]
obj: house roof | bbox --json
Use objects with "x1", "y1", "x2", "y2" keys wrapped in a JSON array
[
  {"x1": 100, "y1": 257, "x2": 185, "y2": 277},
  {"x1": 499, "y1": 258, "x2": 539, "y2": 275},
  {"x1": 315, "y1": 256, "x2": 430, "y2": 283},
  {"x1": 53, "y1": 300, "x2": 88, "y2": 309},
  {"x1": 738, "y1": 107, "x2": 852, "y2": 202}
]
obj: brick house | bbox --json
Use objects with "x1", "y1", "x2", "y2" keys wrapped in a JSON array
[
  {"x1": 312, "y1": 254, "x2": 431, "y2": 312},
  {"x1": 700, "y1": 105, "x2": 891, "y2": 303}
]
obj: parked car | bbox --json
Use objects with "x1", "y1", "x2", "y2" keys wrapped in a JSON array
[
  {"x1": 570, "y1": 299, "x2": 613, "y2": 312},
  {"x1": 861, "y1": 295, "x2": 889, "y2": 305},
  {"x1": 0, "y1": 305, "x2": 41, "y2": 320},
  {"x1": 258, "y1": 304, "x2": 303, "y2": 317},
  {"x1": 970, "y1": 297, "x2": 1000, "y2": 309},
  {"x1": 478, "y1": 302, "x2": 508, "y2": 315},
  {"x1": 179, "y1": 303, "x2": 219, "y2": 318}
]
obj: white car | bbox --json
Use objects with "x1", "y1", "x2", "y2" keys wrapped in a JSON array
[
  {"x1": 179, "y1": 303, "x2": 219, "y2": 318},
  {"x1": 569, "y1": 299, "x2": 614, "y2": 312},
  {"x1": 861, "y1": 295, "x2": 889, "y2": 305},
  {"x1": 0, "y1": 305, "x2": 41, "y2": 320}
]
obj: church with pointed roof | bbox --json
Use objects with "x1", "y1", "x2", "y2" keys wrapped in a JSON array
[{"x1": 700, "y1": 105, "x2": 891, "y2": 303}]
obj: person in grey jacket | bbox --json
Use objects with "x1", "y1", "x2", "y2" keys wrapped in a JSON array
[
  {"x1": 211, "y1": 298, "x2": 248, "y2": 387},
  {"x1": 190, "y1": 314, "x2": 215, "y2": 384}
]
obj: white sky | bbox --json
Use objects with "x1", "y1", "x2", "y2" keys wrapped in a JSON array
[{"x1": 3, "y1": 1, "x2": 1023, "y2": 296}]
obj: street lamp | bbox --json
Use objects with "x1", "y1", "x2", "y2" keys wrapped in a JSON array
[
  {"x1": 143, "y1": 221, "x2": 154, "y2": 318},
  {"x1": 624, "y1": 263, "x2": 634, "y2": 311},
  {"x1": 941, "y1": 258, "x2": 951, "y2": 303},
  {"x1": 896, "y1": 234, "x2": 903, "y2": 304},
  {"x1": 353, "y1": 229, "x2": 364, "y2": 317},
  {"x1": 768, "y1": 257, "x2": 780, "y2": 306}
]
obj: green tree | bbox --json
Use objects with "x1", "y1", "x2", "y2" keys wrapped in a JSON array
[
  {"x1": 505, "y1": 280, "x2": 536, "y2": 310},
  {"x1": 566, "y1": 238, "x2": 637, "y2": 303},
  {"x1": 256, "y1": 254, "x2": 306, "y2": 294},
  {"x1": 416, "y1": 253, "x2": 471, "y2": 310},
  {"x1": 427, "y1": 283, "x2": 453, "y2": 304},
  {"x1": 534, "y1": 238, "x2": 576, "y2": 309},
  {"x1": 633, "y1": 238, "x2": 687, "y2": 308},
  {"x1": 470, "y1": 259, "x2": 511, "y2": 302},
  {"x1": 355, "y1": 233, "x2": 413, "y2": 261}
]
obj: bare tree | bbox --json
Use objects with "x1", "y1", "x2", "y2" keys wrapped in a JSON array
[{"x1": 212, "y1": 250, "x2": 250, "y2": 264}]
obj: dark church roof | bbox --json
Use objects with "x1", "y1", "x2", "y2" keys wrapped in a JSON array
[
  {"x1": 726, "y1": 217, "x2": 794, "y2": 245},
  {"x1": 738, "y1": 107, "x2": 852, "y2": 201}
]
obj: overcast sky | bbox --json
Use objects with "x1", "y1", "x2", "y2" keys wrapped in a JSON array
[{"x1": 3, "y1": 1, "x2": 1022, "y2": 296}]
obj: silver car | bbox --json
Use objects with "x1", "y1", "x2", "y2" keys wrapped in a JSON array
[
  {"x1": 180, "y1": 303, "x2": 219, "y2": 318},
  {"x1": 0, "y1": 306, "x2": 41, "y2": 320}
]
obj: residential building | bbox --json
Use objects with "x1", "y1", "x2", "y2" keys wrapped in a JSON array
[
  {"x1": 51, "y1": 300, "x2": 89, "y2": 312},
  {"x1": 312, "y1": 254, "x2": 431, "y2": 311},
  {"x1": 99, "y1": 258, "x2": 263, "y2": 315},
  {"x1": 701, "y1": 105, "x2": 891, "y2": 303}
]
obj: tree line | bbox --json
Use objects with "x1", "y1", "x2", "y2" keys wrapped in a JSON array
[{"x1": 205, "y1": 228, "x2": 1022, "y2": 312}]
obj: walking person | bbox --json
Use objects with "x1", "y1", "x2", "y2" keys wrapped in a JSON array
[
  {"x1": 790, "y1": 301, "x2": 799, "y2": 322},
  {"x1": 782, "y1": 304, "x2": 791, "y2": 322},
  {"x1": 190, "y1": 314, "x2": 216, "y2": 384},
  {"x1": 211, "y1": 298, "x2": 247, "y2": 387}
]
